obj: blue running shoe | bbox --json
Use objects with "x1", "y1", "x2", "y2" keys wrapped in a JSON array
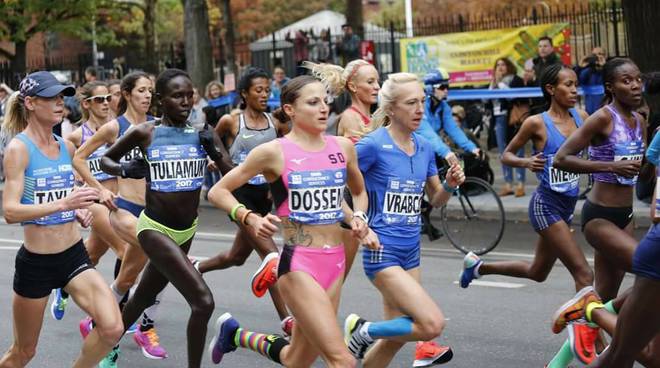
[
  {"x1": 50, "y1": 288, "x2": 68, "y2": 321},
  {"x1": 98, "y1": 347, "x2": 120, "y2": 368},
  {"x1": 209, "y1": 313, "x2": 239, "y2": 364},
  {"x1": 125, "y1": 322, "x2": 137, "y2": 335},
  {"x1": 459, "y1": 252, "x2": 482, "y2": 288}
]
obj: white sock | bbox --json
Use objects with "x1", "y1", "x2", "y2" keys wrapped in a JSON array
[
  {"x1": 110, "y1": 283, "x2": 127, "y2": 304},
  {"x1": 474, "y1": 262, "x2": 483, "y2": 279},
  {"x1": 359, "y1": 322, "x2": 374, "y2": 342}
]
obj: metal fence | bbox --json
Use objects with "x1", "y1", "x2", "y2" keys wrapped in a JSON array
[
  {"x1": 238, "y1": 1, "x2": 627, "y2": 77},
  {"x1": 0, "y1": 54, "x2": 93, "y2": 90}
]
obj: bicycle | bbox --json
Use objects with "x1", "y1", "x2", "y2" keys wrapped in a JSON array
[{"x1": 421, "y1": 152, "x2": 505, "y2": 255}]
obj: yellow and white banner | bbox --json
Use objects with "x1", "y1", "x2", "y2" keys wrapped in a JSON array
[{"x1": 400, "y1": 23, "x2": 571, "y2": 85}]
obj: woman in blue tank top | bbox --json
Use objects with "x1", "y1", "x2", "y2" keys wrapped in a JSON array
[
  {"x1": 554, "y1": 58, "x2": 645, "y2": 302},
  {"x1": 0, "y1": 72, "x2": 123, "y2": 367},
  {"x1": 460, "y1": 65, "x2": 593, "y2": 289},
  {"x1": 459, "y1": 65, "x2": 598, "y2": 366},
  {"x1": 345, "y1": 73, "x2": 464, "y2": 367},
  {"x1": 97, "y1": 69, "x2": 229, "y2": 368}
]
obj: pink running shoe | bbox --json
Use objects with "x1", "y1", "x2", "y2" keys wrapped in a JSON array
[
  {"x1": 281, "y1": 316, "x2": 295, "y2": 337},
  {"x1": 133, "y1": 327, "x2": 168, "y2": 359},
  {"x1": 79, "y1": 317, "x2": 93, "y2": 339}
]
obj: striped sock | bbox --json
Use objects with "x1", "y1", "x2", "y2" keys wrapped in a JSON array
[{"x1": 233, "y1": 328, "x2": 289, "y2": 364}]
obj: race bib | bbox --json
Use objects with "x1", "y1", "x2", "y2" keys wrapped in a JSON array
[
  {"x1": 147, "y1": 144, "x2": 206, "y2": 192},
  {"x1": 120, "y1": 146, "x2": 144, "y2": 163},
  {"x1": 547, "y1": 155, "x2": 579, "y2": 193},
  {"x1": 238, "y1": 151, "x2": 267, "y2": 185},
  {"x1": 382, "y1": 178, "x2": 424, "y2": 226},
  {"x1": 31, "y1": 167, "x2": 75, "y2": 225},
  {"x1": 287, "y1": 169, "x2": 346, "y2": 224},
  {"x1": 614, "y1": 141, "x2": 644, "y2": 185},
  {"x1": 87, "y1": 147, "x2": 114, "y2": 182}
]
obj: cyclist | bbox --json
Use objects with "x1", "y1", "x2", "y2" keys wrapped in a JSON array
[{"x1": 417, "y1": 68, "x2": 481, "y2": 165}]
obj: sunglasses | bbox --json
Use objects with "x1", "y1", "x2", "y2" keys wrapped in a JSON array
[
  {"x1": 433, "y1": 84, "x2": 449, "y2": 90},
  {"x1": 85, "y1": 94, "x2": 112, "y2": 103}
]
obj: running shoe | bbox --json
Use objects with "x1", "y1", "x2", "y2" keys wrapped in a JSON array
[
  {"x1": 344, "y1": 313, "x2": 373, "y2": 359},
  {"x1": 133, "y1": 327, "x2": 168, "y2": 359},
  {"x1": 459, "y1": 252, "x2": 482, "y2": 288},
  {"x1": 79, "y1": 317, "x2": 93, "y2": 339},
  {"x1": 50, "y1": 288, "x2": 68, "y2": 321},
  {"x1": 209, "y1": 312, "x2": 239, "y2": 364},
  {"x1": 281, "y1": 316, "x2": 295, "y2": 337},
  {"x1": 251, "y1": 252, "x2": 279, "y2": 298},
  {"x1": 413, "y1": 341, "x2": 454, "y2": 367},
  {"x1": 188, "y1": 256, "x2": 201, "y2": 273},
  {"x1": 568, "y1": 321, "x2": 599, "y2": 365},
  {"x1": 98, "y1": 347, "x2": 120, "y2": 368},
  {"x1": 125, "y1": 322, "x2": 138, "y2": 335},
  {"x1": 551, "y1": 286, "x2": 601, "y2": 334}
]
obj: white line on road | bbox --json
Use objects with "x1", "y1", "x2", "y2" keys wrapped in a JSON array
[{"x1": 452, "y1": 280, "x2": 526, "y2": 288}]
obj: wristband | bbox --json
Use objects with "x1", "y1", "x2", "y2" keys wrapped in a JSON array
[
  {"x1": 230, "y1": 203, "x2": 246, "y2": 222},
  {"x1": 442, "y1": 180, "x2": 458, "y2": 193},
  {"x1": 240, "y1": 210, "x2": 254, "y2": 226},
  {"x1": 352, "y1": 210, "x2": 369, "y2": 223}
]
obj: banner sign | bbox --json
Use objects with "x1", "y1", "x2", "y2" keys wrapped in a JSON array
[{"x1": 400, "y1": 23, "x2": 571, "y2": 85}]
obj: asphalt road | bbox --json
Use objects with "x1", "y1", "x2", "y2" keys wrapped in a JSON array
[{"x1": 0, "y1": 206, "x2": 645, "y2": 367}]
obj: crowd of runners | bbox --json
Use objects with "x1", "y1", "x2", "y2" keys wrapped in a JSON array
[{"x1": 0, "y1": 51, "x2": 657, "y2": 368}]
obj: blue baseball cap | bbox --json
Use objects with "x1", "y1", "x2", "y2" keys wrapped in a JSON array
[{"x1": 19, "y1": 71, "x2": 76, "y2": 99}]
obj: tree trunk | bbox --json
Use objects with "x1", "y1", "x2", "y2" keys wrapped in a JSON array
[
  {"x1": 183, "y1": 0, "x2": 214, "y2": 90},
  {"x1": 143, "y1": 0, "x2": 158, "y2": 74},
  {"x1": 221, "y1": 0, "x2": 238, "y2": 80},
  {"x1": 346, "y1": 0, "x2": 364, "y2": 38},
  {"x1": 10, "y1": 40, "x2": 27, "y2": 83},
  {"x1": 622, "y1": 0, "x2": 660, "y2": 115}
]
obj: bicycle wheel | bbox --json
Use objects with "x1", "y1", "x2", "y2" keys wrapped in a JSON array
[{"x1": 437, "y1": 177, "x2": 505, "y2": 255}]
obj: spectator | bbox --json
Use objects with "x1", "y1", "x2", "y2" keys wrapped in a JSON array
[
  {"x1": 0, "y1": 83, "x2": 14, "y2": 122},
  {"x1": 529, "y1": 36, "x2": 561, "y2": 115},
  {"x1": 489, "y1": 57, "x2": 526, "y2": 197},
  {"x1": 578, "y1": 46, "x2": 607, "y2": 114},
  {"x1": 337, "y1": 24, "x2": 361, "y2": 65},
  {"x1": 107, "y1": 79, "x2": 122, "y2": 118},
  {"x1": 451, "y1": 105, "x2": 466, "y2": 128},
  {"x1": 202, "y1": 80, "x2": 231, "y2": 127},
  {"x1": 84, "y1": 66, "x2": 98, "y2": 83},
  {"x1": 311, "y1": 29, "x2": 332, "y2": 63},
  {"x1": 286, "y1": 30, "x2": 310, "y2": 76},
  {"x1": 189, "y1": 87, "x2": 208, "y2": 131},
  {"x1": 270, "y1": 66, "x2": 290, "y2": 101}
]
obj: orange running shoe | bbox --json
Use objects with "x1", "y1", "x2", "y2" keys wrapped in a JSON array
[
  {"x1": 568, "y1": 321, "x2": 599, "y2": 365},
  {"x1": 251, "y1": 252, "x2": 279, "y2": 297},
  {"x1": 551, "y1": 286, "x2": 601, "y2": 334},
  {"x1": 413, "y1": 341, "x2": 453, "y2": 367}
]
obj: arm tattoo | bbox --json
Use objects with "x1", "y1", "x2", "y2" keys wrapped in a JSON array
[{"x1": 282, "y1": 221, "x2": 313, "y2": 247}]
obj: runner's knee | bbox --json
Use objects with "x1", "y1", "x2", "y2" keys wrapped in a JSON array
[{"x1": 416, "y1": 314, "x2": 445, "y2": 341}]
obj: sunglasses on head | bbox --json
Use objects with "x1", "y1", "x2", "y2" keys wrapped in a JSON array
[
  {"x1": 85, "y1": 94, "x2": 112, "y2": 103},
  {"x1": 433, "y1": 83, "x2": 449, "y2": 90}
]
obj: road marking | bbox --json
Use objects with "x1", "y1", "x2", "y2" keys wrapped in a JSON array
[
  {"x1": 452, "y1": 280, "x2": 525, "y2": 288},
  {"x1": 0, "y1": 245, "x2": 20, "y2": 250}
]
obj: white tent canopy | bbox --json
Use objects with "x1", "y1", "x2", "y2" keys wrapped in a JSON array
[{"x1": 249, "y1": 10, "x2": 405, "y2": 51}]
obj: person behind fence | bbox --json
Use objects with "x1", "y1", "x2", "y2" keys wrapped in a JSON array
[
  {"x1": 270, "y1": 66, "x2": 290, "y2": 102},
  {"x1": 337, "y1": 24, "x2": 361, "y2": 65},
  {"x1": 530, "y1": 36, "x2": 561, "y2": 116},
  {"x1": 489, "y1": 57, "x2": 527, "y2": 197},
  {"x1": 189, "y1": 87, "x2": 208, "y2": 131},
  {"x1": 417, "y1": 68, "x2": 481, "y2": 167},
  {"x1": 578, "y1": 47, "x2": 607, "y2": 115}
]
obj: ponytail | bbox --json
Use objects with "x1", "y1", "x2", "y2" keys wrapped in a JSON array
[{"x1": 2, "y1": 91, "x2": 27, "y2": 139}]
